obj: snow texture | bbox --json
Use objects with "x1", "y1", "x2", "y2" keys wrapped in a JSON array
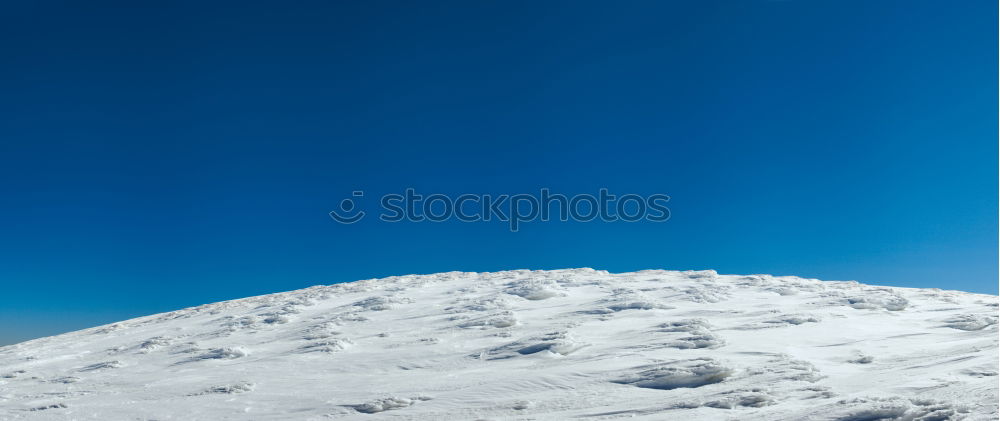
[{"x1": 0, "y1": 269, "x2": 996, "y2": 420}]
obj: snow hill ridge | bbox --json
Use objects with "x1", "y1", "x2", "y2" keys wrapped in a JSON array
[{"x1": 0, "y1": 269, "x2": 997, "y2": 420}]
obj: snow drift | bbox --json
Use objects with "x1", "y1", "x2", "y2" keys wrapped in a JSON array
[{"x1": 0, "y1": 269, "x2": 996, "y2": 420}]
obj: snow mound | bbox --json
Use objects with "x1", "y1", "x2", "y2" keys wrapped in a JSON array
[
  {"x1": 0, "y1": 268, "x2": 995, "y2": 420},
  {"x1": 616, "y1": 358, "x2": 733, "y2": 390},
  {"x1": 830, "y1": 397, "x2": 970, "y2": 421},
  {"x1": 353, "y1": 396, "x2": 432, "y2": 413},
  {"x1": 942, "y1": 314, "x2": 998, "y2": 331},
  {"x1": 704, "y1": 388, "x2": 776, "y2": 409},
  {"x1": 844, "y1": 291, "x2": 910, "y2": 311},
  {"x1": 505, "y1": 279, "x2": 564, "y2": 300},
  {"x1": 193, "y1": 381, "x2": 255, "y2": 395},
  {"x1": 478, "y1": 331, "x2": 587, "y2": 360},
  {"x1": 193, "y1": 347, "x2": 249, "y2": 361}
]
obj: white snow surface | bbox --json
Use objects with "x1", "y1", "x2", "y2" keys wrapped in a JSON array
[{"x1": 1, "y1": 269, "x2": 997, "y2": 420}]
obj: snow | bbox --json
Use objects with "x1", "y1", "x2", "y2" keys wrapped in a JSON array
[{"x1": 0, "y1": 268, "x2": 996, "y2": 420}]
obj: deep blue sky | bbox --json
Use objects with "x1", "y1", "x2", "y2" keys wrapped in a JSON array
[{"x1": 1, "y1": 1, "x2": 996, "y2": 345}]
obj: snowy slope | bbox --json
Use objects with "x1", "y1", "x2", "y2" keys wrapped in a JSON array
[{"x1": 0, "y1": 269, "x2": 997, "y2": 420}]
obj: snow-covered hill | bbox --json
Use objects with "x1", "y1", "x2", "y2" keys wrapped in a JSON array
[{"x1": 1, "y1": 269, "x2": 997, "y2": 420}]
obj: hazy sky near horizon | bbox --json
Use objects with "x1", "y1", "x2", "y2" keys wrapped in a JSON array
[{"x1": 1, "y1": 0, "x2": 996, "y2": 345}]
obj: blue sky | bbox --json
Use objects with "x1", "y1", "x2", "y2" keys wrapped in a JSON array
[{"x1": 0, "y1": 1, "x2": 996, "y2": 345}]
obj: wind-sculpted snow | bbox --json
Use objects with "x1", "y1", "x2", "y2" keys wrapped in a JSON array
[
  {"x1": 0, "y1": 269, "x2": 996, "y2": 420},
  {"x1": 614, "y1": 358, "x2": 734, "y2": 390}
]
